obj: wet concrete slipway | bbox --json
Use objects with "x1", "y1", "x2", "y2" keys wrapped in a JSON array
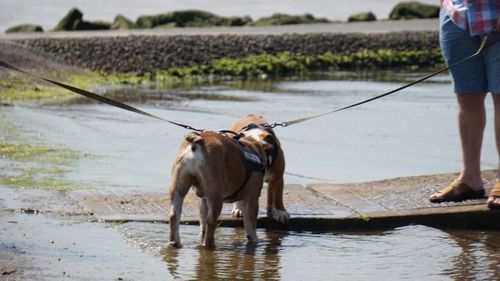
[{"x1": 2, "y1": 68, "x2": 500, "y2": 279}]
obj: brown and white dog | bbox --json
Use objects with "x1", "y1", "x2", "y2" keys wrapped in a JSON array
[
  {"x1": 168, "y1": 130, "x2": 272, "y2": 248},
  {"x1": 230, "y1": 114, "x2": 289, "y2": 223}
]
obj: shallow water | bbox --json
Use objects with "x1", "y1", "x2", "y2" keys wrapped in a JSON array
[
  {"x1": 2, "y1": 70, "x2": 500, "y2": 280},
  {"x1": 116, "y1": 223, "x2": 500, "y2": 281},
  {"x1": 3, "y1": 71, "x2": 497, "y2": 189}
]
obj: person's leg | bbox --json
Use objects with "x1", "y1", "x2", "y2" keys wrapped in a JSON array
[
  {"x1": 491, "y1": 95, "x2": 500, "y2": 208},
  {"x1": 486, "y1": 31, "x2": 500, "y2": 207},
  {"x1": 429, "y1": 93, "x2": 486, "y2": 201},
  {"x1": 430, "y1": 10, "x2": 488, "y2": 202},
  {"x1": 455, "y1": 93, "x2": 486, "y2": 189}
]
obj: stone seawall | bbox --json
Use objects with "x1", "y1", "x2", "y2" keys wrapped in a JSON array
[{"x1": 11, "y1": 31, "x2": 439, "y2": 73}]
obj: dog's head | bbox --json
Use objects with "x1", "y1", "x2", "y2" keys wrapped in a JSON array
[{"x1": 238, "y1": 124, "x2": 279, "y2": 168}]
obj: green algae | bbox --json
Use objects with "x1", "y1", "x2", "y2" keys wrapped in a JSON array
[
  {"x1": 0, "y1": 142, "x2": 79, "y2": 164},
  {"x1": 0, "y1": 176, "x2": 83, "y2": 192},
  {"x1": 163, "y1": 49, "x2": 444, "y2": 78},
  {"x1": 1, "y1": 48, "x2": 444, "y2": 102},
  {"x1": 0, "y1": 112, "x2": 89, "y2": 192}
]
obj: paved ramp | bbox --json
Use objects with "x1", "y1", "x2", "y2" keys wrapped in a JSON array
[{"x1": 68, "y1": 170, "x2": 500, "y2": 231}]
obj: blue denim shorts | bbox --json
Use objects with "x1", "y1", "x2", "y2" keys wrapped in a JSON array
[{"x1": 439, "y1": 9, "x2": 500, "y2": 94}]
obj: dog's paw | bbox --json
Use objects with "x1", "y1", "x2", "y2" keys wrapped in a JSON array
[
  {"x1": 231, "y1": 206, "x2": 244, "y2": 218},
  {"x1": 246, "y1": 235, "x2": 258, "y2": 244},
  {"x1": 270, "y1": 209, "x2": 290, "y2": 224},
  {"x1": 168, "y1": 241, "x2": 182, "y2": 248}
]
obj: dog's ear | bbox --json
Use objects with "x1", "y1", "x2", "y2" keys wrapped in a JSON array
[
  {"x1": 185, "y1": 132, "x2": 203, "y2": 144},
  {"x1": 263, "y1": 134, "x2": 276, "y2": 146}
]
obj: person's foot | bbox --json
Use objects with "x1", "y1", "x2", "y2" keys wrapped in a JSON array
[
  {"x1": 487, "y1": 180, "x2": 500, "y2": 209},
  {"x1": 429, "y1": 179, "x2": 485, "y2": 203}
]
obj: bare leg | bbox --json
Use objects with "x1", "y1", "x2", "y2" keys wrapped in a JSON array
[
  {"x1": 489, "y1": 94, "x2": 500, "y2": 206},
  {"x1": 455, "y1": 93, "x2": 486, "y2": 189},
  {"x1": 430, "y1": 93, "x2": 486, "y2": 200}
]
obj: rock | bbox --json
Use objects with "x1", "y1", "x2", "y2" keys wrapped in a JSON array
[
  {"x1": 252, "y1": 13, "x2": 330, "y2": 26},
  {"x1": 54, "y1": 7, "x2": 83, "y2": 31},
  {"x1": 111, "y1": 15, "x2": 135, "y2": 30},
  {"x1": 135, "y1": 10, "x2": 215, "y2": 28},
  {"x1": 5, "y1": 24, "x2": 43, "y2": 33},
  {"x1": 389, "y1": 1, "x2": 440, "y2": 20},
  {"x1": 348, "y1": 12, "x2": 377, "y2": 22},
  {"x1": 73, "y1": 20, "x2": 111, "y2": 31}
]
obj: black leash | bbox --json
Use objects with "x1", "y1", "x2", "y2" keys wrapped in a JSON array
[
  {"x1": 0, "y1": 61, "x2": 204, "y2": 132},
  {"x1": 269, "y1": 32, "x2": 498, "y2": 128}
]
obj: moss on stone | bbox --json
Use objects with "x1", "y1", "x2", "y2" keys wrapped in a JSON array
[
  {"x1": 389, "y1": 1, "x2": 440, "y2": 20},
  {"x1": 111, "y1": 15, "x2": 135, "y2": 29},
  {"x1": 54, "y1": 7, "x2": 83, "y2": 31},
  {"x1": 348, "y1": 12, "x2": 377, "y2": 22},
  {"x1": 251, "y1": 13, "x2": 330, "y2": 26},
  {"x1": 5, "y1": 24, "x2": 43, "y2": 33}
]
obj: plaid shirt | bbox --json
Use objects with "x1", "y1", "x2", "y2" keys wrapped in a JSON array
[{"x1": 442, "y1": 0, "x2": 500, "y2": 35}]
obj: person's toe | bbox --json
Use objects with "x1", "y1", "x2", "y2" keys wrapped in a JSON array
[{"x1": 487, "y1": 196, "x2": 500, "y2": 208}]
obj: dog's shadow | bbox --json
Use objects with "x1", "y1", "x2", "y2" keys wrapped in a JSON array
[{"x1": 160, "y1": 227, "x2": 287, "y2": 280}]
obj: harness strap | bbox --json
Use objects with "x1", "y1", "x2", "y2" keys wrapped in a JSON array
[
  {"x1": 237, "y1": 123, "x2": 278, "y2": 166},
  {"x1": 223, "y1": 138, "x2": 265, "y2": 202}
]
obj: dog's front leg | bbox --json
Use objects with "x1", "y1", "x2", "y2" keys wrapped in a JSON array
[
  {"x1": 203, "y1": 198, "x2": 223, "y2": 249},
  {"x1": 231, "y1": 201, "x2": 244, "y2": 218},
  {"x1": 267, "y1": 176, "x2": 290, "y2": 223},
  {"x1": 242, "y1": 198, "x2": 259, "y2": 243}
]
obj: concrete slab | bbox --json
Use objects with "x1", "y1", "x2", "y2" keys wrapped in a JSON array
[
  {"x1": 69, "y1": 184, "x2": 354, "y2": 224},
  {"x1": 6, "y1": 171, "x2": 499, "y2": 231}
]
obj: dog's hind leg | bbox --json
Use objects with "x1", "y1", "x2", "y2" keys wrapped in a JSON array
[
  {"x1": 242, "y1": 198, "x2": 259, "y2": 243},
  {"x1": 199, "y1": 198, "x2": 208, "y2": 241},
  {"x1": 202, "y1": 198, "x2": 223, "y2": 249},
  {"x1": 168, "y1": 169, "x2": 192, "y2": 248}
]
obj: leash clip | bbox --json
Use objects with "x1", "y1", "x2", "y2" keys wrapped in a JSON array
[{"x1": 270, "y1": 122, "x2": 288, "y2": 128}]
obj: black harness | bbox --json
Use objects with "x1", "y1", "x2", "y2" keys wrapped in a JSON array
[
  {"x1": 238, "y1": 123, "x2": 278, "y2": 167},
  {"x1": 220, "y1": 129, "x2": 266, "y2": 202}
]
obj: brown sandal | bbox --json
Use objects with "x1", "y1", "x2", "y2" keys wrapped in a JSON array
[
  {"x1": 429, "y1": 179, "x2": 485, "y2": 203},
  {"x1": 487, "y1": 181, "x2": 500, "y2": 209}
]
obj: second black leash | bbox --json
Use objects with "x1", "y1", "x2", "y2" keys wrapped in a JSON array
[{"x1": 270, "y1": 32, "x2": 498, "y2": 129}]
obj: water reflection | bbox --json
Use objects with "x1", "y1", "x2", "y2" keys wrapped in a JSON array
[
  {"x1": 117, "y1": 223, "x2": 500, "y2": 280},
  {"x1": 444, "y1": 229, "x2": 500, "y2": 281},
  {"x1": 160, "y1": 228, "x2": 284, "y2": 280}
]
